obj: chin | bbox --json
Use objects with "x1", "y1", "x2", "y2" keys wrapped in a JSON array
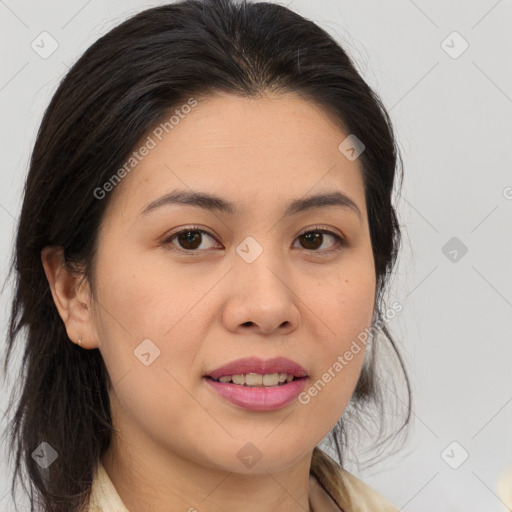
[{"x1": 204, "y1": 441, "x2": 308, "y2": 475}]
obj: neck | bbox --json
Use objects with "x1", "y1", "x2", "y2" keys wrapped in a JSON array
[{"x1": 101, "y1": 434, "x2": 315, "y2": 512}]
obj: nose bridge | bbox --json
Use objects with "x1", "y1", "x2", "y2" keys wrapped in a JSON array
[{"x1": 233, "y1": 233, "x2": 290, "y2": 300}]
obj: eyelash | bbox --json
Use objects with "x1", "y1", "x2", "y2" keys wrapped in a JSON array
[{"x1": 162, "y1": 225, "x2": 347, "y2": 255}]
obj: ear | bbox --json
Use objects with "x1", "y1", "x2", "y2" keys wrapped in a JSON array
[{"x1": 41, "y1": 246, "x2": 100, "y2": 350}]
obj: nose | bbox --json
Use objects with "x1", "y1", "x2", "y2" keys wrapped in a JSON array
[{"x1": 222, "y1": 241, "x2": 301, "y2": 336}]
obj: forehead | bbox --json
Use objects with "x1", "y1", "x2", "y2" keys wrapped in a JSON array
[{"x1": 103, "y1": 91, "x2": 366, "y2": 223}]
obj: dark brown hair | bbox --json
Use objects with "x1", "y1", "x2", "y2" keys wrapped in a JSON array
[{"x1": 1, "y1": 0, "x2": 411, "y2": 510}]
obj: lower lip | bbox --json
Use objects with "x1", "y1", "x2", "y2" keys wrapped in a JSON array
[{"x1": 203, "y1": 376, "x2": 309, "y2": 411}]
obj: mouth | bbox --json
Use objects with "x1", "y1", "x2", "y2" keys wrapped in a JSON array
[
  {"x1": 202, "y1": 356, "x2": 309, "y2": 410},
  {"x1": 202, "y1": 374, "x2": 309, "y2": 411},
  {"x1": 204, "y1": 373, "x2": 306, "y2": 387},
  {"x1": 204, "y1": 356, "x2": 308, "y2": 384}
]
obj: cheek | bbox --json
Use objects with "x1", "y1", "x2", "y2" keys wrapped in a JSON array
[
  {"x1": 337, "y1": 247, "x2": 377, "y2": 334},
  {"x1": 296, "y1": 260, "x2": 375, "y2": 421},
  {"x1": 96, "y1": 270, "x2": 210, "y2": 457},
  {"x1": 95, "y1": 240, "x2": 212, "y2": 343},
  {"x1": 304, "y1": 255, "x2": 376, "y2": 349},
  {"x1": 93, "y1": 249, "x2": 210, "y2": 419}
]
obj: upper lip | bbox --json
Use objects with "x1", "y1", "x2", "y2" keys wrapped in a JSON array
[{"x1": 205, "y1": 356, "x2": 308, "y2": 380}]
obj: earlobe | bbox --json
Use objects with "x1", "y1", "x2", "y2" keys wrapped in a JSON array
[{"x1": 40, "y1": 245, "x2": 99, "y2": 349}]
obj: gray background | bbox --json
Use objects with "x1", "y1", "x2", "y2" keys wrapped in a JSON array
[{"x1": 1, "y1": 0, "x2": 511, "y2": 510}]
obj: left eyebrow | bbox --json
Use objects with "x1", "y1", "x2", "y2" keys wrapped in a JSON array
[{"x1": 138, "y1": 189, "x2": 362, "y2": 221}]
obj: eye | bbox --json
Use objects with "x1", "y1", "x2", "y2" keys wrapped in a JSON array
[
  {"x1": 162, "y1": 225, "x2": 346, "y2": 254},
  {"x1": 162, "y1": 225, "x2": 219, "y2": 253},
  {"x1": 294, "y1": 226, "x2": 346, "y2": 253}
]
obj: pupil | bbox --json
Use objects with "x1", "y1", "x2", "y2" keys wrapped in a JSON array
[
  {"x1": 179, "y1": 231, "x2": 200, "y2": 249},
  {"x1": 301, "y1": 232, "x2": 321, "y2": 250}
]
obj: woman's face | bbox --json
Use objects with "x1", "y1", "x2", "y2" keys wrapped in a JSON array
[{"x1": 88, "y1": 91, "x2": 376, "y2": 474}]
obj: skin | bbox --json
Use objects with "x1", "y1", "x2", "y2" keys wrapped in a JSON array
[{"x1": 42, "y1": 91, "x2": 377, "y2": 512}]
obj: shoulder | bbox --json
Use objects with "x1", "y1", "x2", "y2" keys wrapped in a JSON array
[
  {"x1": 338, "y1": 468, "x2": 399, "y2": 511},
  {"x1": 87, "y1": 460, "x2": 130, "y2": 512},
  {"x1": 311, "y1": 447, "x2": 399, "y2": 512},
  {"x1": 496, "y1": 465, "x2": 512, "y2": 509}
]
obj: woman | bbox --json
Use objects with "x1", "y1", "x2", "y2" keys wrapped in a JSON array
[{"x1": 2, "y1": 0, "x2": 411, "y2": 510}]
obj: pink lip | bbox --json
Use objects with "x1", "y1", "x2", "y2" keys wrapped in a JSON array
[
  {"x1": 205, "y1": 356, "x2": 308, "y2": 381},
  {"x1": 203, "y1": 376, "x2": 309, "y2": 411}
]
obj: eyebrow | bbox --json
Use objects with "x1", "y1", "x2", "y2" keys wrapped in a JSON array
[{"x1": 138, "y1": 189, "x2": 362, "y2": 220}]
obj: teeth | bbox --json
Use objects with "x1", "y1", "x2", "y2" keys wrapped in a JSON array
[
  {"x1": 246, "y1": 373, "x2": 263, "y2": 386},
  {"x1": 215, "y1": 372, "x2": 297, "y2": 387},
  {"x1": 262, "y1": 373, "x2": 279, "y2": 386},
  {"x1": 232, "y1": 374, "x2": 245, "y2": 385}
]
